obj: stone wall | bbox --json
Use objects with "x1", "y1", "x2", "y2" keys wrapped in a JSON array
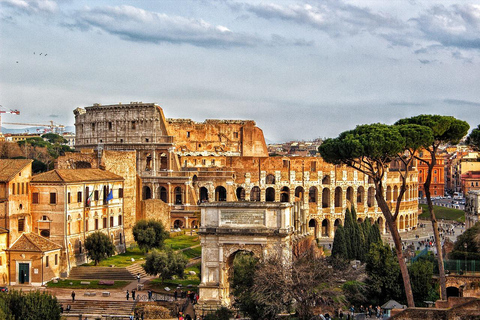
[{"x1": 140, "y1": 199, "x2": 170, "y2": 230}]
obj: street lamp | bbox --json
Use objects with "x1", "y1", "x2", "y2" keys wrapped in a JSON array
[{"x1": 464, "y1": 242, "x2": 468, "y2": 275}]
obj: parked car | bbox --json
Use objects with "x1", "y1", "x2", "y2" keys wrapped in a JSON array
[{"x1": 0, "y1": 286, "x2": 8, "y2": 293}]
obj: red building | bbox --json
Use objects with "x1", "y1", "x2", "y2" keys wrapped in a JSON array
[{"x1": 417, "y1": 151, "x2": 445, "y2": 198}]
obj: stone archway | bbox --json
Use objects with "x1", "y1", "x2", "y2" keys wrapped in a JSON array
[{"x1": 197, "y1": 202, "x2": 294, "y2": 312}]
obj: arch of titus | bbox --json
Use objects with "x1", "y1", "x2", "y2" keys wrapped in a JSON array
[{"x1": 197, "y1": 202, "x2": 295, "y2": 313}]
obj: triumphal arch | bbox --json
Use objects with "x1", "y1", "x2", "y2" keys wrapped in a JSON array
[{"x1": 196, "y1": 202, "x2": 295, "y2": 313}]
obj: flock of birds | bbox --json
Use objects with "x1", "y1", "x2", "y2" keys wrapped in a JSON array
[{"x1": 16, "y1": 52, "x2": 48, "y2": 63}]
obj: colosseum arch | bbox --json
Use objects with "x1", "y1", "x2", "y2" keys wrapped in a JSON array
[
  {"x1": 215, "y1": 186, "x2": 227, "y2": 201},
  {"x1": 265, "y1": 174, "x2": 275, "y2": 185},
  {"x1": 334, "y1": 187, "x2": 342, "y2": 208},
  {"x1": 295, "y1": 186, "x2": 304, "y2": 202},
  {"x1": 250, "y1": 186, "x2": 261, "y2": 201},
  {"x1": 309, "y1": 186, "x2": 318, "y2": 203},
  {"x1": 200, "y1": 187, "x2": 209, "y2": 202},
  {"x1": 280, "y1": 187, "x2": 290, "y2": 202},
  {"x1": 322, "y1": 188, "x2": 330, "y2": 208},
  {"x1": 357, "y1": 186, "x2": 364, "y2": 205},
  {"x1": 265, "y1": 187, "x2": 275, "y2": 202},
  {"x1": 236, "y1": 187, "x2": 246, "y2": 201}
]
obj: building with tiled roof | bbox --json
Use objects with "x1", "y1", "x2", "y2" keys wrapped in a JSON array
[
  {"x1": 7, "y1": 233, "x2": 61, "y2": 285},
  {"x1": 0, "y1": 159, "x2": 33, "y2": 250},
  {"x1": 30, "y1": 168, "x2": 125, "y2": 276},
  {"x1": 8, "y1": 232, "x2": 62, "y2": 252}
]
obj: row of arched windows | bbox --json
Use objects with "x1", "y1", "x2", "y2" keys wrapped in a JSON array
[{"x1": 143, "y1": 184, "x2": 415, "y2": 206}]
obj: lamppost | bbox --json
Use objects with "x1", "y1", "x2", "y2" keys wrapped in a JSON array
[{"x1": 464, "y1": 242, "x2": 468, "y2": 275}]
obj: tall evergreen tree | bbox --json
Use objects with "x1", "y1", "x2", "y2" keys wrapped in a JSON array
[
  {"x1": 332, "y1": 225, "x2": 348, "y2": 260},
  {"x1": 343, "y1": 208, "x2": 355, "y2": 260}
]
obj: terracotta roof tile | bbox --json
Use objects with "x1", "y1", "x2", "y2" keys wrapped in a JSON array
[
  {"x1": 0, "y1": 159, "x2": 32, "y2": 182},
  {"x1": 8, "y1": 233, "x2": 62, "y2": 252},
  {"x1": 31, "y1": 169, "x2": 123, "y2": 183}
]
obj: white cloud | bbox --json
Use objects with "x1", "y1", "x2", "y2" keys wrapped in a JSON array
[
  {"x1": 1, "y1": 0, "x2": 58, "y2": 14},
  {"x1": 231, "y1": 1, "x2": 404, "y2": 37},
  {"x1": 68, "y1": 5, "x2": 260, "y2": 48},
  {"x1": 413, "y1": 4, "x2": 480, "y2": 49}
]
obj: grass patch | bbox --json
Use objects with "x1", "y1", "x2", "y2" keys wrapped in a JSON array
[
  {"x1": 148, "y1": 263, "x2": 201, "y2": 291},
  {"x1": 164, "y1": 234, "x2": 200, "y2": 250},
  {"x1": 46, "y1": 279, "x2": 130, "y2": 290},
  {"x1": 182, "y1": 246, "x2": 201, "y2": 259},
  {"x1": 85, "y1": 246, "x2": 146, "y2": 267},
  {"x1": 419, "y1": 204, "x2": 465, "y2": 222}
]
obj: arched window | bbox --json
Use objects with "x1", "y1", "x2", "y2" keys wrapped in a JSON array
[
  {"x1": 200, "y1": 187, "x2": 209, "y2": 202},
  {"x1": 346, "y1": 187, "x2": 353, "y2": 204},
  {"x1": 236, "y1": 187, "x2": 246, "y2": 201},
  {"x1": 280, "y1": 187, "x2": 290, "y2": 202},
  {"x1": 322, "y1": 175, "x2": 331, "y2": 184},
  {"x1": 142, "y1": 186, "x2": 152, "y2": 200},
  {"x1": 357, "y1": 186, "x2": 364, "y2": 204},
  {"x1": 159, "y1": 186, "x2": 167, "y2": 202},
  {"x1": 265, "y1": 187, "x2": 275, "y2": 202},
  {"x1": 295, "y1": 187, "x2": 304, "y2": 202},
  {"x1": 215, "y1": 186, "x2": 227, "y2": 201},
  {"x1": 174, "y1": 187, "x2": 183, "y2": 204},
  {"x1": 309, "y1": 186, "x2": 317, "y2": 203},
  {"x1": 266, "y1": 174, "x2": 275, "y2": 185},
  {"x1": 322, "y1": 188, "x2": 330, "y2": 208},
  {"x1": 250, "y1": 186, "x2": 261, "y2": 201},
  {"x1": 334, "y1": 187, "x2": 342, "y2": 207}
]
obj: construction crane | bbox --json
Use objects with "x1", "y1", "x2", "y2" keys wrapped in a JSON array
[
  {"x1": 2, "y1": 120, "x2": 65, "y2": 134},
  {"x1": 0, "y1": 105, "x2": 20, "y2": 136}
]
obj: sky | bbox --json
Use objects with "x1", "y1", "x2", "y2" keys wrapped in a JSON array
[{"x1": 1, "y1": 0, "x2": 480, "y2": 143}]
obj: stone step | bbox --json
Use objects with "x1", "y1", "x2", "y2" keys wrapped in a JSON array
[
  {"x1": 58, "y1": 299, "x2": 136, "y2": 316},
  {"x1": 126, "y1": 263, "x2": 148, "y2": 278},
  {"x1": 69, "y1": 267, "x2": 135, "y2": 280}
]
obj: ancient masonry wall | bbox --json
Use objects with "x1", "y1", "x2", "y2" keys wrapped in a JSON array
[{"x1": 101, "y1": 150, "x2": 138, "y2": 245}]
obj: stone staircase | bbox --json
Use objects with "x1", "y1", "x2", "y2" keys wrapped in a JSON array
[
  {"x1": 58, "y1": 299, "x2": 135, "y2": 317},
  {"x1": 69, "y1": 267, "x2": 135, "y2": 280},
  {"x1": 126, "y1": 262, "x2": 148, "y2": 279}
]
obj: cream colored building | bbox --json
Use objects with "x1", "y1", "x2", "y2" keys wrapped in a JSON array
[{"x1": 30, "y1": 168, "x2": 125, "y2": 275}]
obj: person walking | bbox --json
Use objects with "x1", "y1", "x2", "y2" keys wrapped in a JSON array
[
  {"x1": 126, "y1": 290, "x2": 130, "y2": 300},
  {"x1": 132, "y1": 289, "x2": 136, "y2": 301},
  {"x1": 137, "y1": 273, "x2": 141, "y2": 283},
  {"x1": 71, "y1": 291, "x2": 75, "y2": 302}
]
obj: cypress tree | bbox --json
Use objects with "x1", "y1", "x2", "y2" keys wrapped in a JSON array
[
  {"x1": 332, "y1": 225, "x2": 348, "y2": 260},
  {"x1": 343, "y1": 208, "x2": 355, "y2": 260}
]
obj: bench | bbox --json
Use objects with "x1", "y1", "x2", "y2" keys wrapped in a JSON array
[
  {"x1": 102, "y1": 292, "x2": 110, "y2": 297},
  {"x1": 80, "y1": 281, "x2": 91, "y2": 285},
  {"x1": 83, "y1": 292, "x2": 96, "y2": 296},
  {"x1": 98, "y1": 280, "x2": 115, "y2": 285}
]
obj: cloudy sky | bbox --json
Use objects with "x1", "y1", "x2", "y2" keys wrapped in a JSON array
[{"x1": 1, "y1": 0, "x2": 480, "y2": 142}]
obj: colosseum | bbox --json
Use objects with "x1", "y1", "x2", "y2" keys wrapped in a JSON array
[{"x1": 73, "y1": 102, "x2": 419, "y2": 240}]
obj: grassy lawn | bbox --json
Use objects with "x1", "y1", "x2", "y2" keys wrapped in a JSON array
[
  {"x1": 85, "y1": 246, "x2": 146, "y2": 267},
  {"x1": 419, "y1": 204, "x2": 465, "y2": 222},
  {"x1": 46, "y1": 279, "x2": 130, "y2": 290},
  {"x1": 83, "y1": 235, "x2": 200, "y2": 267},
  {"x1": 182, "y1": 246, "x2": 201, "y2": 259},
  {"x1": 148, "y1": 263, "x2": 201, "y2": 291},
  {"x1": 164, "y1": 234, "x2": 200, "y2": 250}
]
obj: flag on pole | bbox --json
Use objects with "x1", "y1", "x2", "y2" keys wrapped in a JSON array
[
  {"x1": 86, "y1": 191, "x2": 94, "y2": 206},
  {"x1": 106, "y1": 190, "x2": 113, "y2": 202}
]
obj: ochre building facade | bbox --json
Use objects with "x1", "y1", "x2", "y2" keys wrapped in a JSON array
[{"x1": 74, "y1": 102, "x2": 420, "y2": 240}]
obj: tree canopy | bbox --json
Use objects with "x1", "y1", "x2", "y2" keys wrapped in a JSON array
[
  {"x1": 132, "y1": 220, "x2": 168, "y2": 252},
  {"x1": 0, "y1": 290, "x2": 61, "y2": 320},
  {"x1": 467, "y1": 124, "x2": 480, "y2": 150},
  {"x1": 142, "y1": 248, "x2": 187, "y2": 282},
  {"x1": 84, "y1": 231, "x2": 116, "y2": 265},
  {"x1": 395, "y1": 115, "x2": 469, "y2": 147},
  {"x1": 319, "y1": 122, "x2": 432, "y2": 307}
]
